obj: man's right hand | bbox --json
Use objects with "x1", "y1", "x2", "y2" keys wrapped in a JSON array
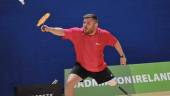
[
  {"x1": 40, "y1": 25, "x2": 65, "y2": 36},
  {"x1": 41, "y1": 25, "x2": 49, "y2": 32}
]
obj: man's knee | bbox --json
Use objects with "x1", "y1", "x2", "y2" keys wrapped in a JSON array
[
  {"x1": 107, "y1": 79, "x2": 117, "y2": 86},
  {"x1": 66, "y1": 74, "x2": 82, "y2": 87},
  {"x1": 66, "y1": 79, "x2": 77, "y2": 87}
]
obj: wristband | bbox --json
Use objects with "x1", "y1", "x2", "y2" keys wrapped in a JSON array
[{"x1": 120, "y1": 55, "x2": 125, "y2": 58}]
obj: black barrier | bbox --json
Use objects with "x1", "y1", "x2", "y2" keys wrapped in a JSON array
[{"x1": 15, "y1": 83, "x2": 62, "y2": 96}]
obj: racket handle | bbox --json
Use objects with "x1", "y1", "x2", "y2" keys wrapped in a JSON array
[{"x1": 41, "y1": 25, "x2": 47, "y2": 32}]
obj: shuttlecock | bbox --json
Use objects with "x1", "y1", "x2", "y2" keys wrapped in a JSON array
[{"x1": 18, "y1": 0, "x2": 25, "y2": 5}]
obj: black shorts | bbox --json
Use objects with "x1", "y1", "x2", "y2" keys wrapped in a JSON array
[{"x1": 70, "y1": 62, "x2": 114, "y2": 84}]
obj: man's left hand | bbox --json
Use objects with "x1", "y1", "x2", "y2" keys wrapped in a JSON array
[{"x1": 120, "y1": 57, "x2": 126, "y2": 66}]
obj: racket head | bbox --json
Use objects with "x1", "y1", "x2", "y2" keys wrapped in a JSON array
[{"x1": 37, "y1": 12, "x2": 50, "y2": 27}]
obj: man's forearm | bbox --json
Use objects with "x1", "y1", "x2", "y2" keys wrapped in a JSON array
[
  {"x1": 114, "y1": 41, "x2": 125, "y2": 57},
  {"x1": 42, "y1": 25, "x2": 65, "y2": 36},
  {"x1": 114, "y1": 40, "x2": 127, "y2": 65},
  {"x1": 47, "y1": 27, "x2": 65, "y2": 36}
]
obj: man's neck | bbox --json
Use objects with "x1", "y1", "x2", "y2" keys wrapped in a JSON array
[{"x1": 88, "y1": 28, "x2": 97, "y2": 36}]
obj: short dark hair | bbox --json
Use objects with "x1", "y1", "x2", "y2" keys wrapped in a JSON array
[{"x1": 83, "y1": 14, "x2": 98, "y2": 22}]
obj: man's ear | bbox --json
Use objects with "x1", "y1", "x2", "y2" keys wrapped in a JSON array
[{"x1": 95, "y1": 23, "x2": 98, "y2": 27}]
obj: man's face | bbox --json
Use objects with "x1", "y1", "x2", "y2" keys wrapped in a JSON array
[{"x1": 83, "y1": 18, "x2": 98, "y2": 35}]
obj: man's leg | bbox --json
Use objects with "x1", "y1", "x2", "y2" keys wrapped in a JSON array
[
  {"x1": 107, "y1": 79, "x2": 117, "y2": 86},
  {"x1": 65, "y1": 73, "x2": 82, "y2": 96},
  {"x1": 107, "y1": 79, "x2": 129, "y2": 95}
]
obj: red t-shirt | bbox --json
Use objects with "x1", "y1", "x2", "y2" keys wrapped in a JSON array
[{"x1": 63, "y1": 27, "x2": 117, "y2": 72}]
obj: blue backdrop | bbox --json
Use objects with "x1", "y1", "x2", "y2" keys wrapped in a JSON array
[{"x1": 0, "y1": 0, "x2": 170, "y2": 96}]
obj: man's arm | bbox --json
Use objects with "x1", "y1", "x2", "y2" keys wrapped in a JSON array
[
  {"x1": 41, "y1": 25, "x2": 65, "y2": 36},
  {"x1": 114, "y1": 40, "x2": 127, "y2": 65}
]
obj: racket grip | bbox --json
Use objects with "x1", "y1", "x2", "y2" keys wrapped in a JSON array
[{"x1": 41, "y1": 25, "x2": 47, "y2": 32}]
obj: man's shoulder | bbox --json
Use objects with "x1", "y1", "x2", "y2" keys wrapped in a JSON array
[
  {"x1": 69, "y1": 27, "x2": 83, "y2": 32},
  {"x1": 98, "y1": 28, "x2": 111, "y2": 34}
]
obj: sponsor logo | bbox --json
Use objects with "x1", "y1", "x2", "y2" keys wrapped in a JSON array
[
  {"x1": 74, "y1": 72, "x2": 170, "y2": 88},
  {"x1": 96, "y1": 43, "x2": 101, "y2": 46}
]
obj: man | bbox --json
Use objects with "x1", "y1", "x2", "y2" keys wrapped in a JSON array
[{"x1": 41, "y1": 14, "x2": 127, "y2": 96}]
